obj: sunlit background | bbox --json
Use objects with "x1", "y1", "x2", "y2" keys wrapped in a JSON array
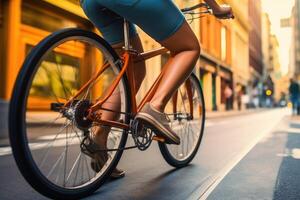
[{"x1": 262, "y1": 0, "x2": 294, "y2": 75}]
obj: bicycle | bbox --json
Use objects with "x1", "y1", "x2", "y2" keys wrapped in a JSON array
[{"x1": 9, "y1": 3, "x2": 212, "y2": 199}]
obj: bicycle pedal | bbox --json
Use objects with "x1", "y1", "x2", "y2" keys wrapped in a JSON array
[{"x1": 152, "y1": 136, "x2": 165, "y2": 143}]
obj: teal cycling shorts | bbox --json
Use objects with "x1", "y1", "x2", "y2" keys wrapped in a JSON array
[{"x1": 80, "y1": 0, "x2": 185, "y2": 45}]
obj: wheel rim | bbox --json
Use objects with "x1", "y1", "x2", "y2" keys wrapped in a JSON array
[
  {"x1": 23, "y1": 35, "x2": 127, "y2": 189},
  {"x1": 164, "y1": 76, "x2": 204, "y2": 161}
]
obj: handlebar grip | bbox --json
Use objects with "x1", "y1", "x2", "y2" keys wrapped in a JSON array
[
  {"x1": 181, "y1": 3, "x2": 209, "y2": 12},
  {"x1": 214, "y1": 13, "x2": 234, "y2": 20}
]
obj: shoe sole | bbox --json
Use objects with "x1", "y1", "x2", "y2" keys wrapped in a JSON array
[
  {"x1": 110, "y1": 171, "x2": 125, "y2": 179},
  {"x1": 135, "y1": 112, "x2": 180, "y2": 145},
  {"x1": 91, "y1": 161, "x2": 125, "y2": 179}
]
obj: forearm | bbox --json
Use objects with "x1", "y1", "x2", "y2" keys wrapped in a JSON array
[{"x1": 203, "y1": 0, "x2": 221, "y2": 12}]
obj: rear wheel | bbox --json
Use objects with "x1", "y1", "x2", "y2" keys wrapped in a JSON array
[
  {"x1": 158, "y1": 73, "x2": 205, "y2": 168},
  {"x1": 9, "y1": 29, "x2": 131, "y2": 199}
]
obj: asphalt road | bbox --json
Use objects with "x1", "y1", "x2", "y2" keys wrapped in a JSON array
[
  {"x1": 208, "y1": 113, "x2": 300, "y2": 200},
  {"x1": 0, "y1": 108, "x2": 291, "y2": 200}
]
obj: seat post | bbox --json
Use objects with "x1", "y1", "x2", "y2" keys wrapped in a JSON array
[{"x1": 123, "y1": 19, "x2": 130, "y2": 51}]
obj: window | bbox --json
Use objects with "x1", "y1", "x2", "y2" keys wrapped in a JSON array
[
  {"x1": 236, "y1": 34, "x2": 248, "y2": 73},
  {"x1": 200, "y1": 16, "x2": 209, "y2": 50},
  {"x1": 221, "y1": 26, "x2": 227, "y2": 61}
]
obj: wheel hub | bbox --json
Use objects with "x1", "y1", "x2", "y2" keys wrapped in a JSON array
[{"x1": 74, "y1": 100, "x2": 93, "y2": 131}]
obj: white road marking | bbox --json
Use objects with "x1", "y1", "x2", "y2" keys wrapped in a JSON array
[
  {"x1": 0, "y1": 135, "x2": 80, "y2": 156},
  {"x1": 0, "y1": 147, "x2": 13, "y2": 157},
  {"x1": 0, "y1": 132, "x2": 121, "y2": 157},
  {"x1": 277, "y1": 148, "x2": 300, "y2": 159},
  {"x1": 188, "y1": 110, "x2": 286, "y2": 200}
]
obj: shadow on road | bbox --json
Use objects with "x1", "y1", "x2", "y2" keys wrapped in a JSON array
[{"x1": 87, "y1": 164, "x2": 203, "y2": 200}]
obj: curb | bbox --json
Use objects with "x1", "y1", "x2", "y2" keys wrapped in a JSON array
[{"x1": 206, "y1": 108, "x2": 269, "y2": 119}]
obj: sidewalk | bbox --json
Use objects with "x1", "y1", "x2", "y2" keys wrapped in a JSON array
[
  {"x1": 208, "y1": 115, "x2": 300, "y2": 200},
  {"x1": 206, "y1": 108, "x2": 268, "y2": 119}
]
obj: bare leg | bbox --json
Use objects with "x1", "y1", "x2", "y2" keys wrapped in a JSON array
[
  {"x1": 92, "y1": 35, "x2": 146, "y2": 146},
  {"x1": 150, "y1": 22, "x2": 200, "y2": 112}
]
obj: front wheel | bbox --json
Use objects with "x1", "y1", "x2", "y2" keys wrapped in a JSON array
[
  {"x1": 158, "y1": 73, "x2": 205, "y2": 168},
  {"x1": 9, "y1": 28, "x2": 131, "y2": 199}
]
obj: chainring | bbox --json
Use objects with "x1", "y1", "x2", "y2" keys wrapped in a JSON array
[{"x1": 131, "y1": 119, "x2": 154, "y2": 151}]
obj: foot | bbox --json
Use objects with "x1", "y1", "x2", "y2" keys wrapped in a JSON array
[
  {"x1": 81, "y1": 136, "x2": 125, "y2": 179},
  {"x1": 135, "y1": 103, "x2": 180, "y2": 145}
]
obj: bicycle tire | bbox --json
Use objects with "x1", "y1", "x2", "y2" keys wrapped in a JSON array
[
  {"x1": 158, "y1": 73, "x2": 205, "y2": 168},
  {"x1": 9, "y1": 28, "x2": 132, "y2": 199}
]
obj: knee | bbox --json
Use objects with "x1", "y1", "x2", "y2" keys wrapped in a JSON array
[
  {"x1": 193, "y1": 42, "x2": 201, "y2": 58},
  {"x1": 189, "y1": 38, "x2": 201, "y2": 57},
  {"x1": 170, "y1": 41, "x2": 201, "y2": 58}
]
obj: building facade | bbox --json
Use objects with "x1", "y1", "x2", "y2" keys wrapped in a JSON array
[
  {"x1": 261, "y1": 13, "x2": 275, "y2": 106},
  {"x1": 262, "y1": 13, "x2": 272, "y2": 75},
  {"x1": 289, "y1": 0, "x2": 300, "y2": 79},
  {"x1": 248, "y1": 0, "x2": 263, "y2": 107},
  {"x1": 228, "y1": 0, "x2": 250, "y2": 110},
  {"x1": 1, "y1": 0, "x2": 92, "y2": 102},
  {"x1": 269, "y1": 35, "x2": 282, "y2": 102},
  {"x1": 196, "y1": 0, "x2": 234, "y2": 111},
  {"x1": 0, "y1": 0, "x2": 94, "y2": 137},
  {"x1": 248, "y1": 0, "x2": 263, "y2": 78}
]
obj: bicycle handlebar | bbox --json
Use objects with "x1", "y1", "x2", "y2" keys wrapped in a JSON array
[
  {"x1": 180, "y1": 3, "x2": 210, "y2": 13},
  {"x1": 181, "y1": 2, "x2": 234, "y2": 20}
]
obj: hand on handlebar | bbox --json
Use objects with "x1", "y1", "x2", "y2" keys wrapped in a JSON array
[{"x1": 213, "y1": 4, "x2": 234, "y2": 19}]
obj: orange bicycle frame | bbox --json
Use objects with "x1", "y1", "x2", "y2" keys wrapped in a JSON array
[{"x1": 64, "y1": 19, "x2": 194, "y2": 130}]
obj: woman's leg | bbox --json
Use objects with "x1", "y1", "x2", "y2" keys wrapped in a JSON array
[
  {"x1": 80, "y1": 0, "x2": 145, "y2": 145},
  {"x1": 92, "y1": 35, "x2": 146, "y2": 146},
  {"x1": 150, "y1": 21, "x2": 200, "y2": 112}
]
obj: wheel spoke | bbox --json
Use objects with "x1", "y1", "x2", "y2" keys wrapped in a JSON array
[
  {"x1": 47, "y1": 150, "x2": 65, "y2": 179},
  {"x1": 39, "y1": 120, "x2": 72, "y2": 168},
  {"x1": 73, "y1": 153, "x2": 82, "y2": 186},
  {"x1": 83, "y1": 154, "x2": 91, "y2": 182},
  {"x1": 66, "y1": 152, "x2": 81, "y2": 184},
  {"x1": 63, "y1": 125, "x2": 69, "y2": 187}
]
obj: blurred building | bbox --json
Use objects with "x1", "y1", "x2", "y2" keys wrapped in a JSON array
[
  {"x1": 289, "y1": 0, "x2": 300, "y2": 79},
  {"x1": 248, "y1": 0, "x2": 263, "y2": 78},
  {"x1": 227, "y1": 0, "x2": 250, "y2": 110},
  {"x1": 262, "y1": 13, "x2": 273, "y2": 76},
  {"x1": 196, "y1": 0, "x2": 234, "y2": 111},
  {"x1": 261, "y1": 13, "x2": 274, "y2": 106},
  {"x1": 0, "y1": 0, "x2": 91, "y2": 103},
  {"x1": 269, "y1": 35, "x2": 282, "y2": 102},
  {"x1": 248, "y1": 0, "x2": 263, "y2": 107}
]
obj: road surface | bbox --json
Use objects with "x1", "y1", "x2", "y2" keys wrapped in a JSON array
[{"x1": 0, "y1": 108, "x2": 296, "y2": 200}]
